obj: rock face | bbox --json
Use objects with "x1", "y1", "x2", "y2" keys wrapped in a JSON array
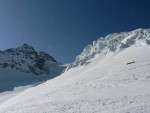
[
  {"x1": 0, "y1": 43, "x2": 65, "y2": 75},
  {"x1": 66, "y1": 28, "x2": 150, "y2": 71}
]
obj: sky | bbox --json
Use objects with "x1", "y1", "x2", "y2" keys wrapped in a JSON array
[{"x1": 0, "y1": 0, "x2": 150, "y2": 63}]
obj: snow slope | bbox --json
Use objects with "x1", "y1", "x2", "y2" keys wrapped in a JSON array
[
  {"x1": 0, "y1": 29, "x2": 150, "y2": 113},
  {"x1": 0, "y1": 85, "x2": 32, "y2": 105},
  {"x1": 66, "y1": 28, "x2": 150, "y2": 71}
]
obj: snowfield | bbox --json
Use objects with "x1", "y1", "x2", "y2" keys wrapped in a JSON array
[
  {"x1": 0, "y1": 85, "x2": 32, "y2": 105},
  {"x1": 0, "y1": 45, "x2": 150, "y2": 113},
  {"x1": 0, "y1": 28, "x2": 150, "y2": 113}
]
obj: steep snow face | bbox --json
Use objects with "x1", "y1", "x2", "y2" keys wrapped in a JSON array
[
  {"x1": 66, "y1": 28, "x2": 150, "y2": 71},
  {"x1": 0, "y1": 42, "x2": 150, "y2": 113}
]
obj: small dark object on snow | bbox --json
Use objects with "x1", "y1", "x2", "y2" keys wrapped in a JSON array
[{"x1": 127, "y1": 61, "x2": 135, "y2": 65}]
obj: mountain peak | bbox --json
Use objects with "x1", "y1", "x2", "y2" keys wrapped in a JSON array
[
  {"x1": 22, "y1": 43, "x2": 32, "y2": 47},
  {"x1": 0, "y1": 44, "x2": 66, "y2": 92},
  {"x1": 0, "y1": 43, "x2": 65, "y2": 75},
  {"x1": 18, "y1": 43, "x2": 35, "y2": 51},
  {"x1": 66, "y1": 28, "x2": 150, "y2": 71}
]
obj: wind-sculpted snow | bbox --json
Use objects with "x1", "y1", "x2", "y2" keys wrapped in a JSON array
[{"x1": 66, "y1": 28, "x2": 150, "y2": 71}]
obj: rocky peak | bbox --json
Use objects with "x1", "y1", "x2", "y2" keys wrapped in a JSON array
[
  {"x1": 17, "y1": 43, "x2": 35, "y2": 52},
  {"x1": 0, "y1": 44, "x2": 65, "y2": 75}
]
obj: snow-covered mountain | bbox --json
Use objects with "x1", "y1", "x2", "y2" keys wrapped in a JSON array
[
  {"x1": 0, "y1": 28, "x2": 150, "y2": 113},
  {"x1": 66, "y1": 28, "x2": 150, "y2": 71},
  {"x1": 0, "y1": 43, "x2": 65, "y2": 75},
  {"x1": 0, "y1": 43, "x2": 66, "y2": 92}
]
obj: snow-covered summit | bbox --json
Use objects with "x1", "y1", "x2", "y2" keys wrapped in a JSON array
[
  {"x1": 0, "y1": 43, "x2": 65, "y2": 75},
  {"x1": 0, "y1": 43, "x2": 66, "y2": 92},
  {"x1": 66, "y1": 28, "x2": 150, "y2": 71},
  {"x1": 17, "y1": 43, "x2": 35, "y2": 51}
]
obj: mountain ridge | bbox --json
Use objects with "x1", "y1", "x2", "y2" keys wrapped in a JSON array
[
  {"x1": 0, "y1": 43, "x2": 66, "y2": 92},
  {"x1": 66, "y1": 28, "x2": 150, "y2": 71},
  {"x1": 0, "y1": 43, "x2": 65, "y2": 75}
]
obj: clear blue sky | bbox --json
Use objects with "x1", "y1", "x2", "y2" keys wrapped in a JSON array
[{"x1": 0, "y1": 0, "x2": 150, "y2": 63}]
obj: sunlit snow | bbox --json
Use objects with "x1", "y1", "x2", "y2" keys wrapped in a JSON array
[{"x1": 0, "y1": 28, "x2": 150, "y2": 113}]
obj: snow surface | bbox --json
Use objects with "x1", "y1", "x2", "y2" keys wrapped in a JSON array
[
  {"x1": 0, "y1": 28, "x2": 150, "y2": 113},
  {"x1": 0, "y1": 85, "x2": 32, "y2": 105},
  {"x1": 0, "y1": 44, "x2": 150, "y2": 113}
]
